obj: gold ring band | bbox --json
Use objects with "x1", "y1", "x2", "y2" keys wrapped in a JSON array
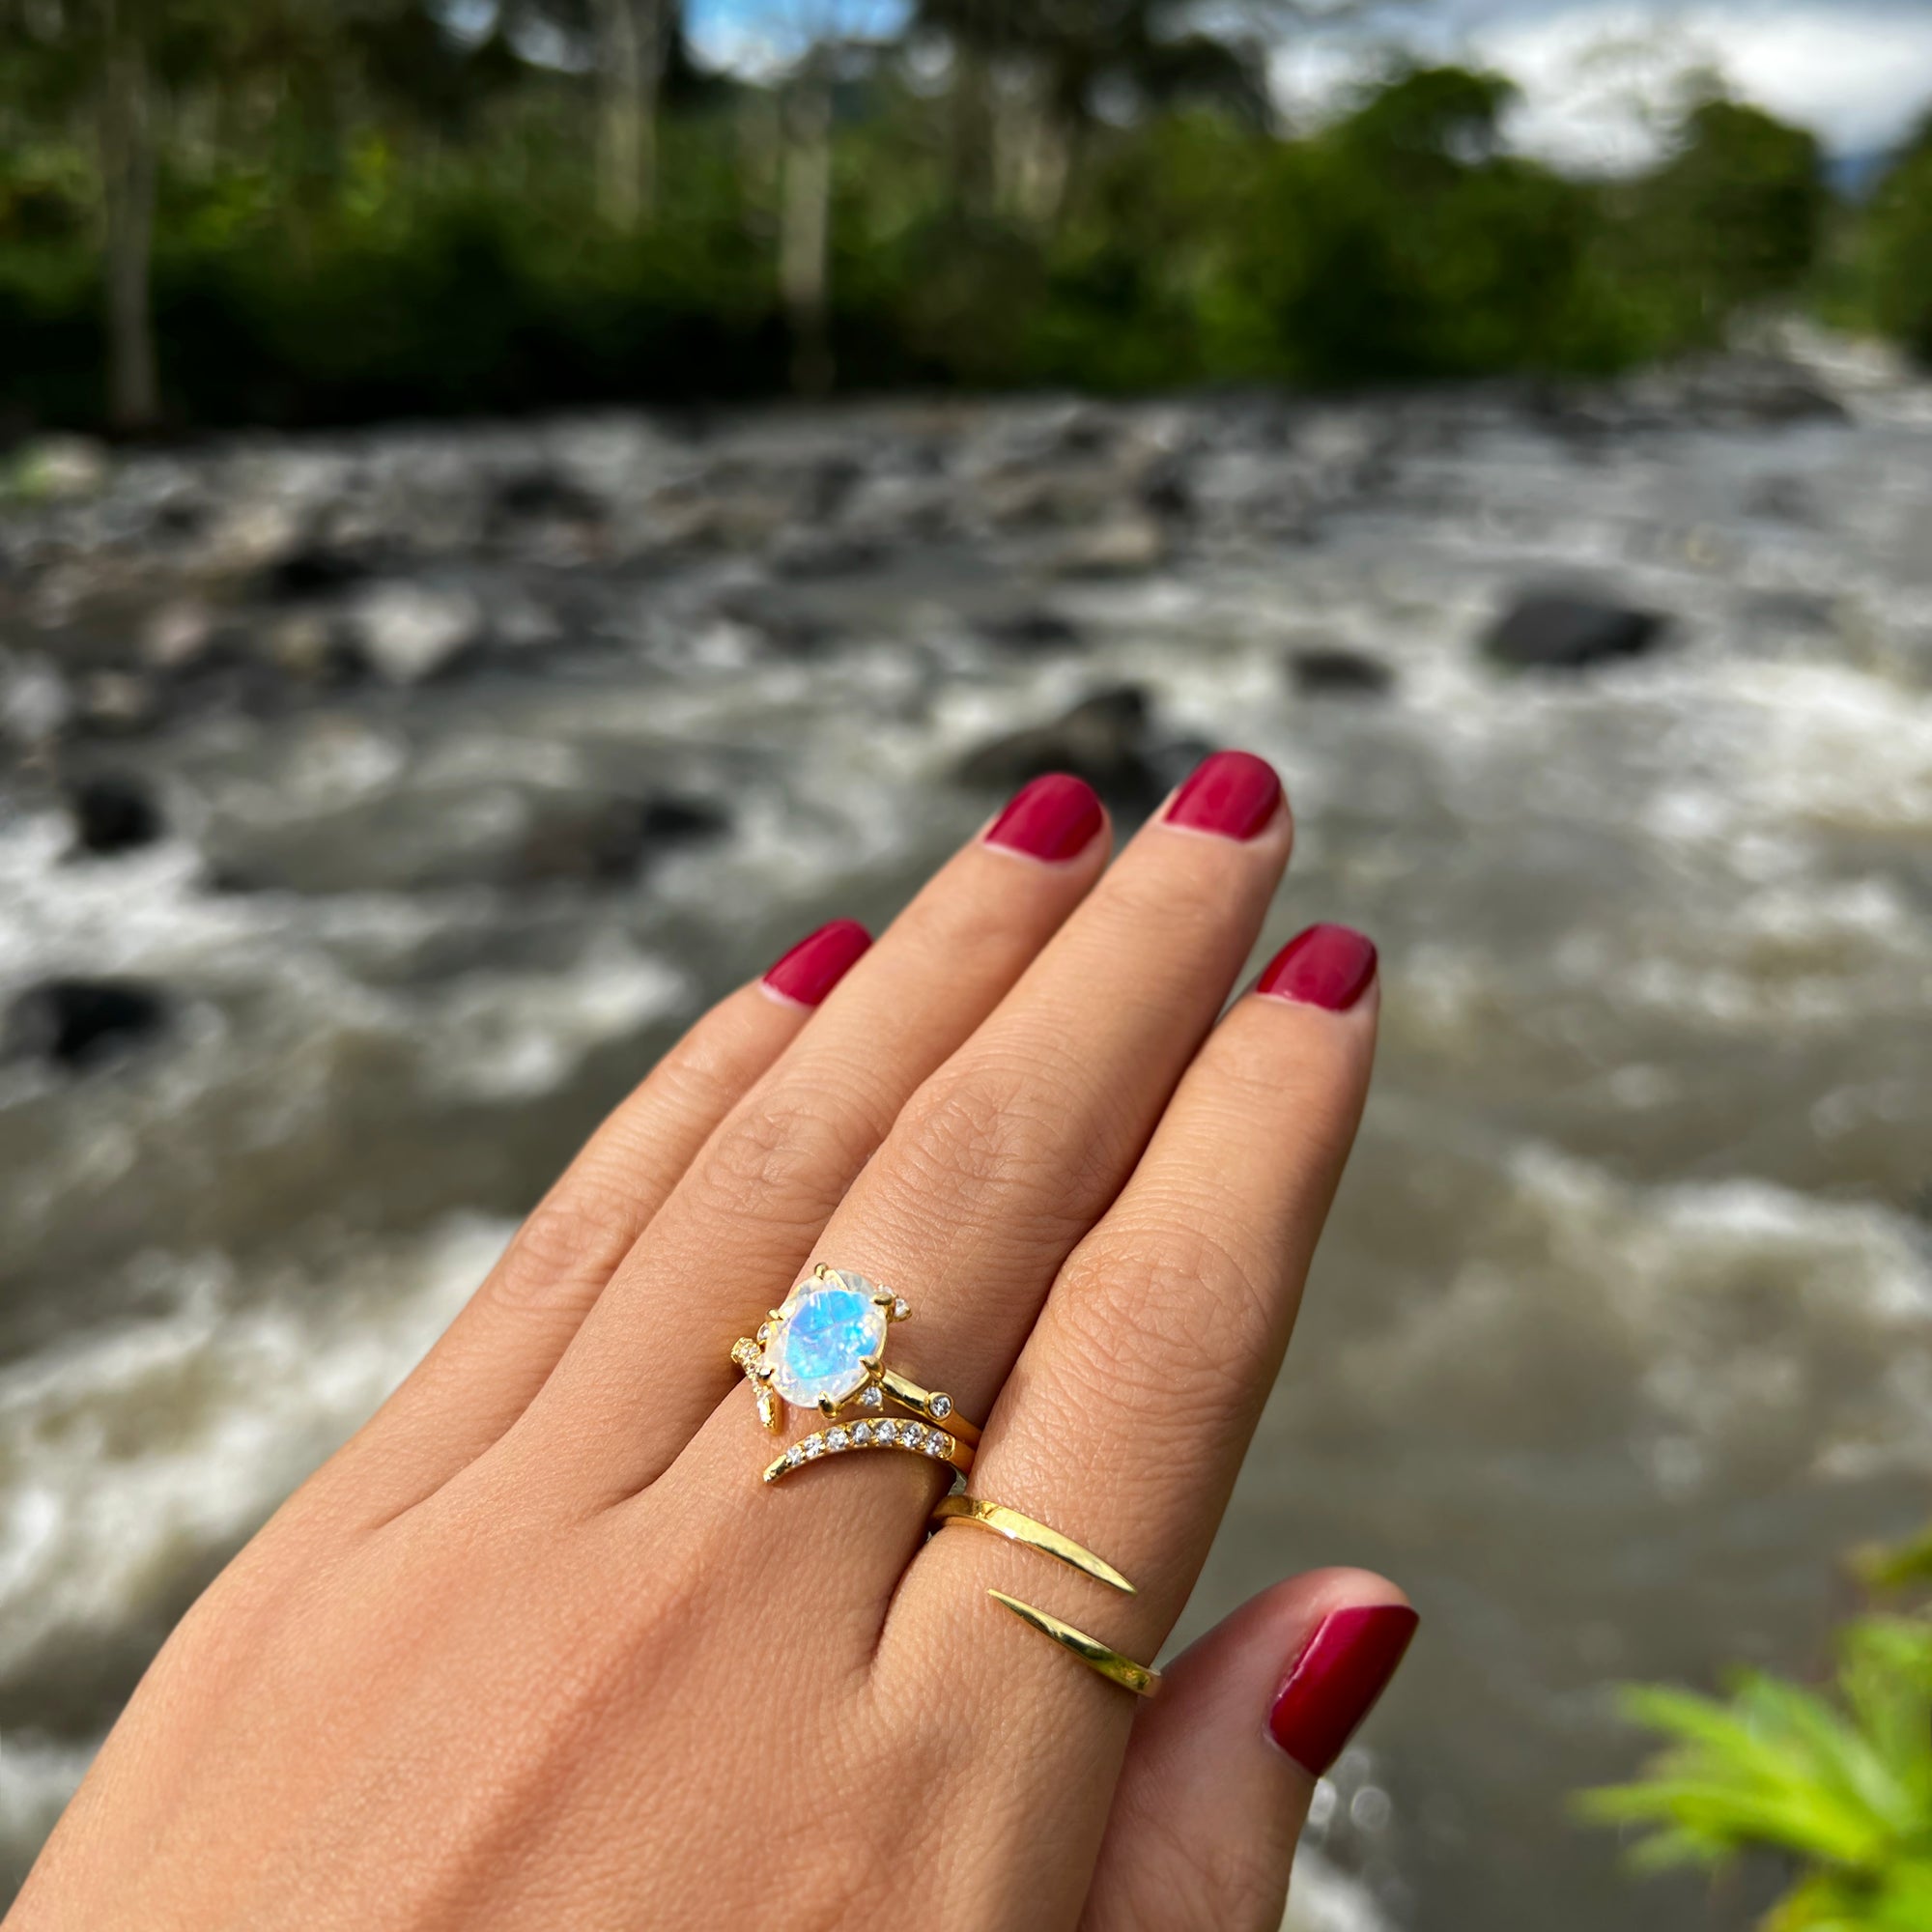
[
  {"x1": 931, "y1": 1496, "x2": 1134, "y2": 1594},
  {"x1": 988, "y1": 1591, "x2": 1160, "y2": 1698}
]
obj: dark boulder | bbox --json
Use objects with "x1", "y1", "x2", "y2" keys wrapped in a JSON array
[
  {"x1": 1290, "y1": 646, "x2": 1395, "y2": 698},
  {"x1": 68, "y1": 774, "x2": 164, "y2": 856},
  {"x1": 260, "y1": 544, "x2": 375, "y2": 604},
  {"x1": 954, "y1": 685, "x2": 1166, "y2": 809},
  {"x1": 512, "y1": 794, "x2": 729, "y2": 885},
  {"x1": 492, "y1": 469, "x2": 605, "y2": 525},
  {"x1": 7, "y1": 979, "x2": 168, "y2": 1070},
  {"x1": 979, "y1": 609, "x2": 1083, "y2": 649},
  {"x1": 1483, "y1": 594, "x2": 1669, "y2": 673}
]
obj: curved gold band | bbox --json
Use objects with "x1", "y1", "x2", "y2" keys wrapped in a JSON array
[
  {"x1": 931, "y1": 1495, "x2": 1134, "y2": 1594},
  {"x1": 879, "y1": 1367, "x2": 980, "y2": 1447},
  {"x1": 762, "y1": 1416, "x2": 973, "y2": 1486},
  {"x1": 988, "y1": 1590, "x2": 1160, "y2": 1698}
]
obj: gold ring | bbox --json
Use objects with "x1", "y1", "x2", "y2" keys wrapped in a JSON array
[
  {"x1": 931, "y1": 1495, "x2": 1135, "y2": 1594},
  {"x1": 988, "y1": 1591, "x2": 1161, "y2": 1698},
  {"x1": 734, "y1": 1264, "x2": 981, "y2": 1486}
]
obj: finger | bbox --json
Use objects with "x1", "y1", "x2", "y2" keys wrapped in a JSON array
[
  {"x1": 668, "y1": 752, "x2": 1293, "y2": 1556},
  {"x1": 314, "y1": 921, "x2": 872, "y2": 1521},
  {"x1": 902, "y1": 923, "x2": 1379, "y2": 1689},
  {"x1": 502, "y1": 774, "x2": 1114, "y2": 1500},
  {"x1": 1081, "y1": 1573, "x2": 1417, "y2": 1932}
]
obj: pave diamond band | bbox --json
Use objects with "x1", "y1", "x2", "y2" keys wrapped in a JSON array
[{"x1": 761, "y1": 1414, "x2": 974, "y2": 1486}]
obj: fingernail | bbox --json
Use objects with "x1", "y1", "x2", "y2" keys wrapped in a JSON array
[
  {"x1": 1267, "y1": 1605, "x2": 1419, "y2": 1776},
  {"x1": 984, "y1": 773, "x2": 1106, "y2": 863},
  {"x1": 762, "y1": 919, "x2": 871, "y2": 1008},
  {"x1": 1163, "y1": 751, "x2": 1283, "y2": 841},
  {"x1": 1256, "y1": 923, "x2": 1378, "y2": 1012}
]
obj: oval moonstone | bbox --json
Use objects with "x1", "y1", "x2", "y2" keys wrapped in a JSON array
[{"x1": 762, "y1": 1269, "x2": 889, "y2": 1410}]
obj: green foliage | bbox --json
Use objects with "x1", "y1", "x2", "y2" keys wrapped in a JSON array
[
  {"x1": 1582, "y1": 1617, "x2": 1932, "y2": 1931},
  {"x1": 1837, "y1": 122, "x2": 1932, "y2": 363},
  {"x1": 0, "y1": 14, "x2": 1865, "y2": 429}
]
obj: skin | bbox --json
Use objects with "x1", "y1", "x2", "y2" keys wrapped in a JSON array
[{"x1": 10, "y1": 761, "x2": 1406, "y2": 1932}]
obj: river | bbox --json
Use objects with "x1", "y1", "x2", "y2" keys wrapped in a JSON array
[{"x1": 2, "y1": 336, "x2": 1929, "y2": 1927}]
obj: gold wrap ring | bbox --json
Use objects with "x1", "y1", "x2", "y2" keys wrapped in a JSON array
[
  {"x1": 734, "y1": 1264, "x2": 980, "y2": 1486},
  {"x1": 931, "y1": 1494, "x2": 1161, "y2": 1698}
]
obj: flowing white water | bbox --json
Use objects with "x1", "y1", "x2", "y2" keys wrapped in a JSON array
[{"x1": 2, "y1": 355, "x2": 1929, "y2": 1923}]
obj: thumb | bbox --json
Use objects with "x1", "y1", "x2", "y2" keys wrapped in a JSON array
[{"x1": 1079, "y1": 1569, "x2": 1418, "y2": 1932}]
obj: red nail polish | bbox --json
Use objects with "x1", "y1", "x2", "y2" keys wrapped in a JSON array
[
  {"x1": 1256, "y1": 924, "x2": 1378, "y2": 1012},
  {"x1": 762, "y1": 919, "x2": 871, "y2": 1008},
  {"x1": 984, "y1": 773, "x2": 1105, "y2": 863},
  {"x1": 1163, "y1": 751, "x2": 1283, "y2": 841},
  {"x1": 1267, "y1": 1605, "x2": 1418, "y2": 1776}
]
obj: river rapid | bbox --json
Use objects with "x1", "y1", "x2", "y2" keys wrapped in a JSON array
[{"x1": 2, "y1": 337, "x2": 1929, "y2": 1928}]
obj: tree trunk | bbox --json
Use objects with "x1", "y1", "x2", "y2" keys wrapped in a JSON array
[
  {"x1": 99, "y1": 0, "x2": 158, "y2": 433},
  {"x1": 780, "y1": 58, "x2": 834, "y2": 396},
  {"x1": 593, "y1": 0, "x2": 664, "y2": 231}
]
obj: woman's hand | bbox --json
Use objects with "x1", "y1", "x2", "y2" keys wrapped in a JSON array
[{"x1": 10, "y1": 753, "x2": 1413, "y2": 1932}]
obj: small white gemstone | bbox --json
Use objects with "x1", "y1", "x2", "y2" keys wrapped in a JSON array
[
  {"x1": 925, "y1": 1434, "x2": 951, "y2": 1458},
  {"x1": 873, "y1": 1419, "x2": 897, "y2": 1443},
  {"x1": 858, "y1": 1385, "x2": 882, "y2": 1410},
  {"x1": 827, "y1": 1427, "x2": 849, "y2": 1451},
  {"x1": 755, "y1": 1322, "x2": 772, "y2": 1344},
  {"x1": 928, "y1": 1394, "x2": 952, "y2": 1419},
  {"x1": 899, "y1": 1425, "x2": 927, "y2": 1453},
  {"x1": 804, "y1": 1435, "x2": 826, "y2": 1459},
  {"x1": 785, "y1": 1443, "x2": 805, "y2": 1466},
  {"x1": 850, "y1": 1421, "x2": 872, "y2": 1445},
  {"x1": 892, "y1": 1297, "x2": 910, "y2": 1321}
]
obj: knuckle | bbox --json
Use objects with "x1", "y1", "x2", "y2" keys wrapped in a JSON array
[
  {"x1": 894, "y1": 1054, "x2": 1069, "y2": 1197},
  {"x1": 693, "y1": 1085, "x2": 876, "y2": 1222},
  {"x1": 1058, "y1": 1222, "x2": 1271, "y2": 1409}
]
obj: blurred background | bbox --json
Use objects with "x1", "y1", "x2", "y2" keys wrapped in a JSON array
[{"x1": 3, "y1": 2, "x2": 1931, "y2": 1927}]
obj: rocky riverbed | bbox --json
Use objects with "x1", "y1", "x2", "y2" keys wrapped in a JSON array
[{"x1": 3, "y1": 338, "x2": 1930, "y2": 1929}]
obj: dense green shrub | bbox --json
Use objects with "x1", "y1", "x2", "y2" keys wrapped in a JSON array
[{"x1": 0, "y1": 63, "x2": 1855, "y2": 430}]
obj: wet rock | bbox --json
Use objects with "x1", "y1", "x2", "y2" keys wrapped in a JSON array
[
  {"x1": 1046, "y1": 512, "x2": 1168, "y2": 578},
  {"x1": 1483, "y1": 593, "x2": 1669, "y2": 673},
  {"x1": 512, "y1": 794, "x2": 729, "y2": 885},
  {"x1": 0, "y1": 658, "x2": 73, "y2": 747},
  {"x1": 261, "y1": 544, "x2": 375, "y2": 603},
  {"x1": 980, "y1": 609, "x2": 1083, "y2": 650},
  {"x1": 954, "y1": 686, "x2": 1165, "y2": 806},
  {"x1": 140, "y1": 599, "x2": 217, "y2": 671},
  {"x1": 1290, "y1": 646, "x2": 1396, "y2": 698},
  {"x1": 6, "y1": 979, "x2": 168, "y2": 1070},
  {"x1": 67, "y1": 774, "x2": 163, "y2": 856},
  {"x1": 768, "y1": 531, "x2": 887, "y2": 580},
  {"x1": 492, "y1": 469, "x2": 605, "y2": 526},
  {"x1": 345, "y1": 583, "x2": 482, "y2": 684},
  {"x1": 76, "y1": 671, "x2": 162, "y2": 736}
]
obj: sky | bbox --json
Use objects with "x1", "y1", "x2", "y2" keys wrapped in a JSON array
[{"x1": 685, "y1": 0, "x2": 1932, "y2": 166}]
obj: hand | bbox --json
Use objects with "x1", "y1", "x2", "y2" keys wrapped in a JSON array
[{"x1": 11, "y1": 753, "x2": 1413, "y2": 1932}]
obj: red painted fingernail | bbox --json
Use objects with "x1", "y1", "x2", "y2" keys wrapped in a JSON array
[
  {"x1": 762, "y1": 919, "x2": 871, "y2": 1008},
  {"x1": 984, "y1": 773, "x2": 1105, "y2": 863},
  {"x1": 1256, "y1": 923, "x2": 1378, "y2": 1012},
  {"x1": 1163, "y1": 751, "x2": 1283, "y2": 841},
  {"x1": 1268, "y1": 1604, "x2": 1419, "y2": 1776}
]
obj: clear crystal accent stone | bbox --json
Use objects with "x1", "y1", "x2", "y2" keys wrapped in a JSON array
[
  {"x1": 926, "y1": 1435, "x2": 950, "y2": 1458},
  {"x1": 874, "y1": 1419, "x2": 896, "y2": 1443},
  {"x1": 851, "y1": 1422, "x2": 872, "y2": 1445},
  {"x1": 785, "y1": 1443, "x2": 805, "y2": 1466},
  {"x1": 804, "y1": 1436, "x2": 825, "y2": 1459},
  {"x1": 859, "y1": 1384, "x2": 882, "y2": 1409},
  {"x1": 929, "y1": 1394, "x2": 952, "y2": 1419},
  {"x1": 892, "y1": 1297, "x2": 910, "y2": 1321},
  {"x1": 827, "y1": 1427, "x2": 849, "y2": 1451}
]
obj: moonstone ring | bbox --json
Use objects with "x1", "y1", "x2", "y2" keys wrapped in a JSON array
[{"x1": 730, "y1": 1264, "x2": 981, "y2": 1487}]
